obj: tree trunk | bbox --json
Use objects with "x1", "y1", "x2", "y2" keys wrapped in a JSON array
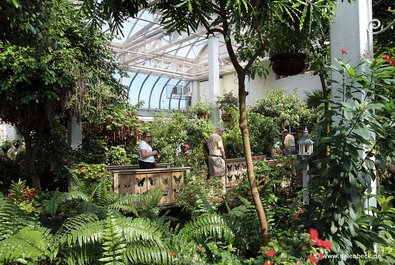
[
  {"x1": 237, "y1": 73, "x2": 269, "y2": 245},
  {"x1": 23, "y1": 132, "x2": 42, "y2": 192}
]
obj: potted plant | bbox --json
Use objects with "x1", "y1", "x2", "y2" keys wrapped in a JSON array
[
  {"x1": 216, "y1": 92, "x2": 238, "y2": 122},
  {"x1": 190, "y1": 101, "x2": 212, "y2": 119},
  {"x1": 267, "y1": 20, "x2": 310, "y2": 76}
]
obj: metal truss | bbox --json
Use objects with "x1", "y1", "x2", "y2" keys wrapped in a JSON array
[{"x1": 111, "y1": 10, "x2": 235, "y2": 81}]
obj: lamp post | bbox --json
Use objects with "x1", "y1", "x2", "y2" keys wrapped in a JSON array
[{"x1": 298, "y1": 127, "x2": 314, "y2": 204}]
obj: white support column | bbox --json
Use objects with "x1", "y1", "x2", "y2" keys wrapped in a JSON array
[
  {"x1": 191, "y1": 80, "x2": 199, "y2": 106},
  {"x1": 69, "y1": 116, "x2": 82, "y2": 150},
  {"x1": 330, "y1": 0, "x2": 373, "y2": 100},
  {"x1": 208, "y1": 35, "x2": 221, "y2": 121},
  {"x1": 330, "y1": 0, "x2": 376, "y2": 209}
]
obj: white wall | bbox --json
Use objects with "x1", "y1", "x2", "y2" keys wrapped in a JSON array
[
  {"x1": 273, "y1": 73, "x2": 322, "y2": 99},
  {"x1": 0, "y1": 122, "x2": 21, "y2": 144},
  {"x1": 195, "y1": 69, "x2": 321, "y2": 106}
]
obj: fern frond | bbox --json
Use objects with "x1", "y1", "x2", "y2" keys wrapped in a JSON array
[
  {"x1": 91, "y1": 177, "x2": 117, "y2": 207},
  {"x1": 0, "y1": 226, "x2": 53, "y2": 264},
  {"x1": 107, "y1": 194, "x2": 140, "y2": 216},
  {"x1": 56, "y1": 213, "x2": 99, "y2": 238},
  {"x1": 42, "y1": 190, "x2": 89, "y2": 216},
  {"x1": 178, "y1": 214, "x2": 234, "y2": 244},
  {"x1": 99, "y1": 213, "x2": 127, "y2": 265},
  {"x1": 0, "y1": 196, "x2": 36, "y2": 241},
  {"x1": 191, "y1": 194, "x2": 216, "y2": 217},
  {"x1": 125, "y1": 245, "x2": 173, "y2": 265},
  {"x1": 224, "y1": 197, "x2": 261, "y2": 254},
  {"x1": 61, "y1": 220, "x2": 104, "y2": 246},
  {"x1": 117, "y1": 217, "x2": 166, "y2": 246}
]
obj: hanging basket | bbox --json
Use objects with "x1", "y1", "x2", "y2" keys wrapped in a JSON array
[{"x1": 270, "y1": 53, "x2": 306, "y2": 76}]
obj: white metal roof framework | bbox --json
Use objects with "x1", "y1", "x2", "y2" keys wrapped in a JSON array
[{"x1": 111, "y1": 10, "x2": 235, "y2": 111}]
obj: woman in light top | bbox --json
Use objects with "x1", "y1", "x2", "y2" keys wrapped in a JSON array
[{"x1": 138, "y1": 131, "x2": 157, "y2": 169}]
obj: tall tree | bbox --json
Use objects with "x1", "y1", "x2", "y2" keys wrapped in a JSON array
[
  {"x1": 152, "y1": 0, "x2": 337, "y2": 245},
  {"x1": 0, "y1": 0, "x2": 126, "y2": 191}
]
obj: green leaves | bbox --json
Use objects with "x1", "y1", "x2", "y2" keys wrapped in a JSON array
[{"x1": 308, "y1": 56, "x2": 395, "y2": 261}]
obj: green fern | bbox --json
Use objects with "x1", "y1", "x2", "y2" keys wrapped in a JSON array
[
  {"x1": 224, "y1": 197, "x2": 261, "y2": 255},
  {"x1": 42, "y1": 190, "x2": 89, "y2": 217},
  {"x1": 117, "y1": 217, "x2": 166, "y2": 246},
  {"x1": 0, "y1": 195, "x2": 37, "y2": 241},
  {"x1": 56, "y1": 213, "x2": 99, "y2": 238},
  {"x1": 125, "y1": 245, "x2": 173, "y2": 264},
  {"x1": 56, "y1": 215, "x2": 171, "y2": 264},
  {"x1": 0, "y1": 226, "x2": 53, "y2": 264},
  {"x1": 178, "y1": 214, "x2": 234, "y2": 245},
  {"x1": 62, "y1": 220, "x2": 104, "y2": 246},
  {"x1": 99, "y1": 214, "x2": 127, "y2": 265}
]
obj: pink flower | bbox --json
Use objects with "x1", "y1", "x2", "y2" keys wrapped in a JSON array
[
  {"x1": 266, "y1": 249, "x2": 276, "y2": 258},
  {"x1": 309, "y1": 228, "x2": 319, "y2": 241},
  {"x1": 340, "y1": 47, "x2": 348, "y2": 55}
]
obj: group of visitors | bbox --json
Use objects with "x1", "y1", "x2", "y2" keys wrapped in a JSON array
[
  {"x1": 138, "y1": 126, "x2": 227, "y2": 192},
  {"x1": 137, "y1": 126, "x2": 296, "y2": 192}
]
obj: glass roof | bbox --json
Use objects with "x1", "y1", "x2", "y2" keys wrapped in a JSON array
[{"x1": 111, "y1": 10, "x2": 235, "y2": 111}]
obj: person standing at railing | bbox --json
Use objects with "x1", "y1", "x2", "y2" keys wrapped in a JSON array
[
  {"x1": 207, "y1": 126, "x2": 226, "y2": 193},
  {"x1": 138, "y1": 131, "x2": 158, "y2": 169},
  {"x1": 282, "y1": 128, "x2": 296, "y2": 155}
]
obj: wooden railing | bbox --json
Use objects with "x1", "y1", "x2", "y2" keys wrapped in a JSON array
[
  {"x1": 224, "y1": 156, "x2": 265, "y2": 188},
  {"x1": 108, "y1": 156, "x2": 264, "y2": 206},
  {"x1": 107, "y1": 163, "x2": 171, "y2": 171},
  {"x1": 110, "y1": 166, "x2": 190, "y2": 206}
]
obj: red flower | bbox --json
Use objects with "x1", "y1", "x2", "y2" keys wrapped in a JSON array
[
  {"x1": 309, "y1": 228, "x2": 319, "y2": 241},
  {"x1": 315, "y1": 239, "x2": 324, "y2": 246},
  {"x1": 318, "y1": 253, "x2": 324, "y2": 260},
  {"x1": 309, "y1": 255, "x2": 318, "y2": 264},
  {"x1": 340, "y1": 47, "x2": 348, "y2": 55},
  {"x1": 263, "y1": 262, "x2": 273, "y2": 265},
  {"x1": 266, "y1": 249, "x2": 276, "y2": 258},
  {"x1": 321, "y1": 240, "x2": 332, "y2": 250}
]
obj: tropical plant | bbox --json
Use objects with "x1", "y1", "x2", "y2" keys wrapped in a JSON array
[
  {"x1": 252, "y1": 88, "x2": 317, "y2": 133},
  {"x1": 76, "y1": 101, "x2": 141, "y2": 164},
  {"x1": 157, "y1": 0, "x2": 337, "y2": 245},
  {"x1": 0, "y1": 0, "x2": 127, "y2": 191},
  {"x1": 216, "y1": 92, "x2": 238, "y2": 114},
  {"x1": 106, "y1": 146, "x2": 132, "y2": 165},
  {"x1": 176, "y1": 173, "x2": 223, "y2": 218},
  {"x1": 307, "y1": 57, "x2": 395, "y2": 264},
  {"x1": 189, "y1": 101, "x2": 212, "y2": 119},
  {"x1": 247, "y1": 112, "x2": 278, "y2": 156},
  {"x1": 1, "y1": 186, "x2": 239, "y2": 264}
]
